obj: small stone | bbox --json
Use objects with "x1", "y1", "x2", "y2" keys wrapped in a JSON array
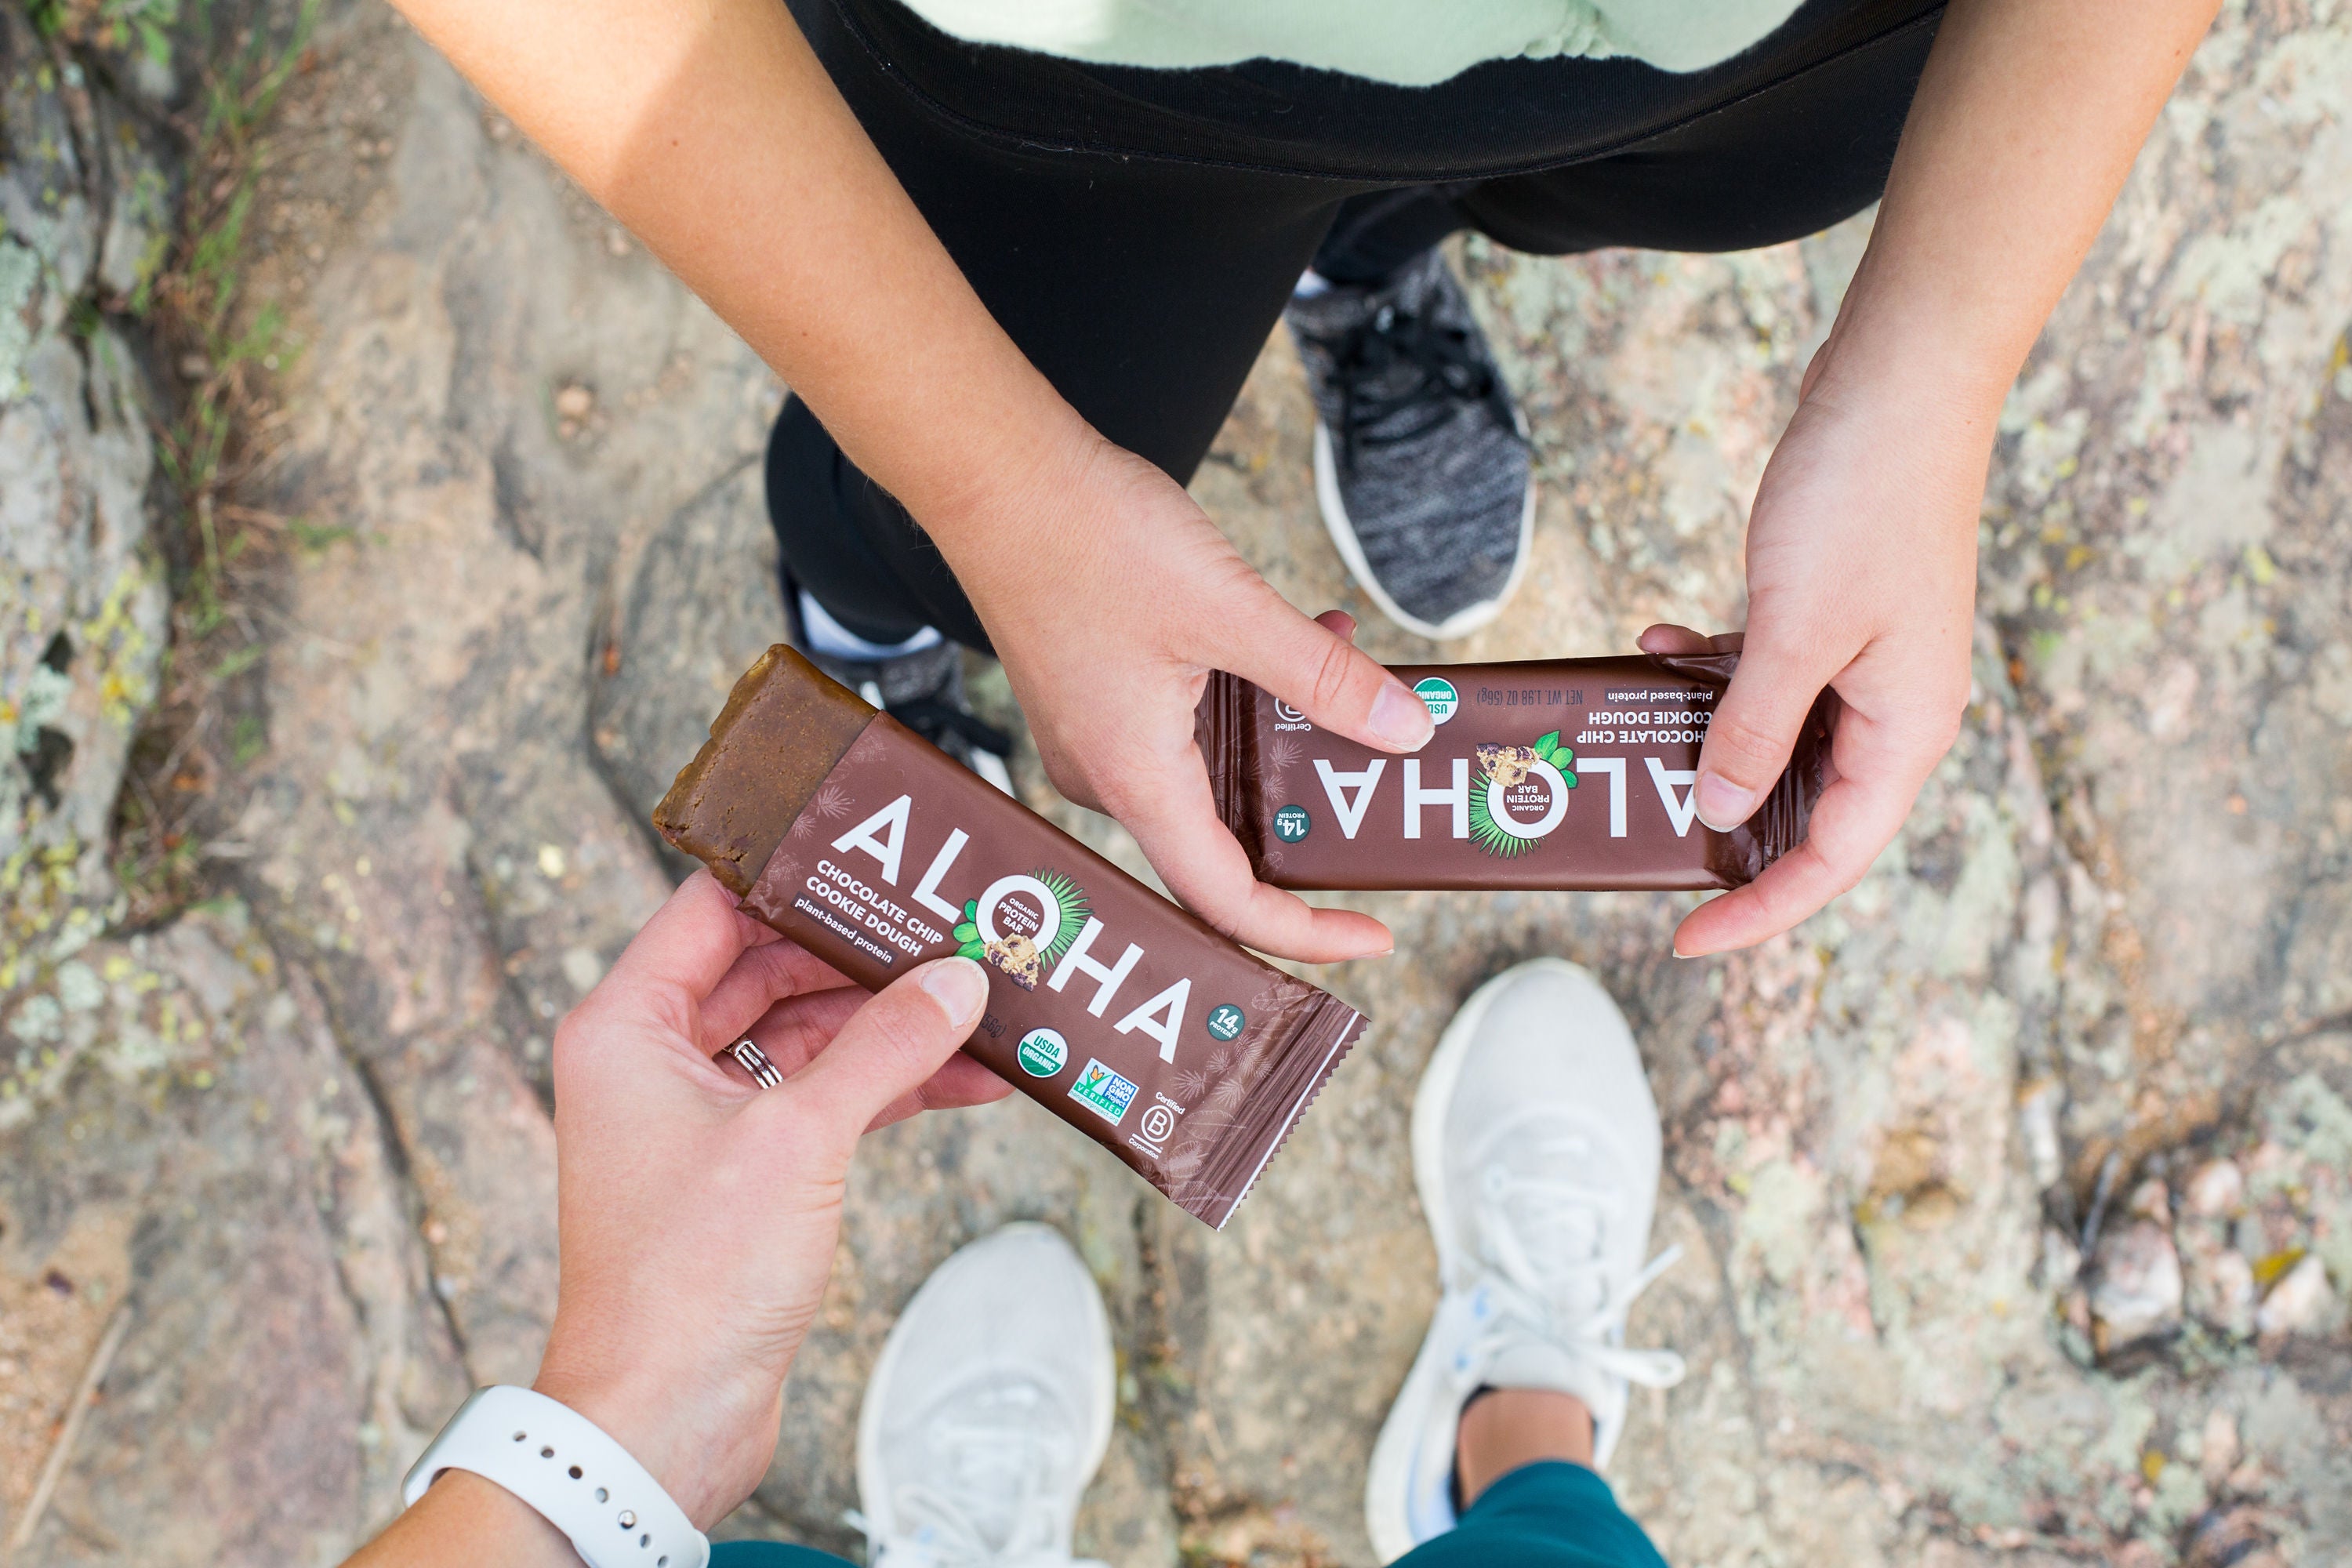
[
  {"x1": 2200, "y1": 1409, "x2": 2239, "y2": 1488},
  {"x1": 536, "y1": 844, "x2": 568, "y2": 879},
  {"x1": 2039, "y1": 1225, "x2": 2082, "y2": 1290},
  {"x1": 560, "y1": 946, "x2": 604, "y2": 994},
  {"x1": 554, "y1": 384, "x2": 594, "y2": 421},
  {"x1": 2125, "y1": 1176, "x2": 2171, "y2": 1225},
  {"x1": 2182, "y1": 1237, "x2": 2256, "y2": 1337},
  {"x1": 2185, "y1": 1159, "x2": 2243, "y2": 1217},
  {"x1": 2089, "y1": 1219, "x2": 2183, "y2": 1345},
  {"x1": 2255, "y1": 1254, "x2": 2338, "y2": 1338}
]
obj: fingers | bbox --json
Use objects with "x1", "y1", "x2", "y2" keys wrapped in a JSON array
[
  {"x1": 1105, "y1": 742, "x2": 1393, "y2": 963},
  {"x1": 1637, "y1": 623, "x2": 1743, "y2": 657},
  {"x1": 864, "y1": 1054, "x2": 1014, "y2": 1132},
  {"x1": 1673, "y1": 691, "x2": 1951, "y2": 956},
  {"x1": 774, "y1": 956, "x2": 990, "y2": 1138},
  {"x1": 1690, "y1": 612, "x2": 1842, "y2": 833},
  {"x1": 597, "y1": 869, "x2": 782, "y2": 1033},
  {"x1": 698, "y1": 938, "x2": 855, "y2": 1053},
  {"x1": 732, "y1": 985, "x2": 870, "y2": 1080},
  {"x1": 1225, "y1": 592, "x2": 1432, "y2": 756}
]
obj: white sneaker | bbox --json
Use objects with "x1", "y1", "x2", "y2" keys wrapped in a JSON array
[
  {"x1": 1364, "y1": 959, "x2": 1687, "y2": 1563},
  {"x1": 855, "y1": 1223, "x2": 1115, "y2": 1567}
]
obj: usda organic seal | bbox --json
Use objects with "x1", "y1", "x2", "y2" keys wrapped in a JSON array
[
  {"x1": 1016, "y1": 1027, "x2": 1069, "y2": 1078},
  {"x1": 1414, "y1": 677, "x2": 1460, "y2": 724}
]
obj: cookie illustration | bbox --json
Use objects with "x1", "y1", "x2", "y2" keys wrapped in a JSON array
[
  {"x1": 984, "y1": 933, "x2": 1043, "y2": 990},
  {"x1": 1477, "y1": 743, "x2": 1539, "y2": 789}
]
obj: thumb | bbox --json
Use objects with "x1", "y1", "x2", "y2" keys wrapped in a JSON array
[
  {"x1": 780, "y1": 957, "x2": 989, "y2": 1138},
  {"x1": 1226, "y1": 593, "x2": 1432, "y2": 754},
  {"x1": 1694, "y1": 618, "x2": 1841, "y2": 832}
]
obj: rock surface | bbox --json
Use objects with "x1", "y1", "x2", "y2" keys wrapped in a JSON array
[
  {"x1": 5, "y1": 0, "x2": 2352, "y2": 1564},
  {"x1": 2, "y1": 2, "x2": 172, "y2": 1098}
]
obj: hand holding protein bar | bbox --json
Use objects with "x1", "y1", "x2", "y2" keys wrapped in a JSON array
[
  {"x1": 1201, "y1": 641, "x2": 1834, "y2": 892},
  {"x1": 655, "y1": 646, "x2": 1367, "y2": 1230}
]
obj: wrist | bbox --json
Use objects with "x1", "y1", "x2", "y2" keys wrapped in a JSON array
[
  {"x1": 879, "y1": 387, "x2": 1105, "y2": 572},
  {"x1": 533, "y1": 1342, "x2": 782, "y2": 1528},
  {"x1": 1810, "y1": 246, "x2": 2035, "y2": 423},
  {"x1": 913, "y1": 417, "x2": 1190, "y2": 639}
]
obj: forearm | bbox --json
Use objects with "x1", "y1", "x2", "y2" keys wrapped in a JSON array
[
  {"x1": 388, "y1": 0, "x2": 1087, "y2": 539},
  {"x1": 1824, "y1": 0, "x2": 2218, "y2": 408},
  {"x1": 347, "y1": 1471, "x2": 576, "y2": 1568}
]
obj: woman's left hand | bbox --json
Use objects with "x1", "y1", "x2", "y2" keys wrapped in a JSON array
[
  {"x1": 1646, "y1": 348, "x2": 1988, "y2": 957},
  {"x1": 528, "y1": 873, "x2": 1009, "y2": 1524},
  {"x1": 354, "y1": 870, "x2": 1013, "y2": 1566}
]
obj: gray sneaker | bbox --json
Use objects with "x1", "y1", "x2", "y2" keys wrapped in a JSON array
[{"x1": 1286, "y1": 250, "x2": 1534, "y2": 641}]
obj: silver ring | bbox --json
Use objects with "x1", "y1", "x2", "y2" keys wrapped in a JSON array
[{"x1": 724, "y1": 1038, "x2": 783, "y2": 1089}]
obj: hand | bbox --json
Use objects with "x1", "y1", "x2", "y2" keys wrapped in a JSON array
[
  {"x1": 528, "y1": 873, "x2": 1007, "y2": 1525},
  {"x1": 948, "y1": 434, "x2": 1432, "y2": 963},
  {"x1": 1652, "y1": 349, "x2": 1986, "y2": 957},
  {"x1": 350, "y1": 873, "x2": 1007, "y2": 1563}
]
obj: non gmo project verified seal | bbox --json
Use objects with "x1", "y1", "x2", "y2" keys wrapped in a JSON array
[{"x1": 1069, "y1": 1058, "x2": 1140, "y2": 1126}]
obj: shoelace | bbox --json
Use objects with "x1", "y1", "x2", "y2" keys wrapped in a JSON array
[
  {"x1": 1332, "y1": 301, "x2": 1519, "y2": 462},
  {"x1": 887, "y1": 696, "x2": 1013, "y2": 762},
  {"x1": 1464, "y1": 1160, "x2": 1687, "y2": 1394},
  {"x1": 851, "y1": 679, "x2": 1014, "y2": 763},
  {"x1": 850, "y1": 1403, "x2": 1105, "y2": 1568}
]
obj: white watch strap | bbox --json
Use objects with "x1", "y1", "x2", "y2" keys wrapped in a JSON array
[{"x1": 402, "y1": 1386, "x2": 711, "y2": 1568}]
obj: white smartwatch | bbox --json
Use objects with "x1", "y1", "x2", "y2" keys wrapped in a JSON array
[{"x1": 402, "y1": 1386, "x2": 711, "y2": 1568}]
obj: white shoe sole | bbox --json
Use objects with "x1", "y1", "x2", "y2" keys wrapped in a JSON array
[
  {"x1": 855, "y1": 1221, "x2": 1116, "y2": 1543},
  {"x1": 1312, "y1": 418, "x2": 1537, "y2": 644},
  {"x1": 1362, "y1": 958, "x2": 1618, "y2": 1563}
]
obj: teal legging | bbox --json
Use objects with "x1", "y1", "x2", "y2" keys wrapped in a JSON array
[{"x1": 709, "y1": 1461, "x2": 1665, "y2": 1567}]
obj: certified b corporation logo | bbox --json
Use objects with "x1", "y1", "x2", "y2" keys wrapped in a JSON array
[{"x1": 1016, "y1": 1027, "x2": 1068, "y2": 1077}]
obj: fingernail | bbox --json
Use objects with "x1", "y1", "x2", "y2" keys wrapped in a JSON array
[
  {"x1": 1370, "y1": 682, "x2": 1436, "y2": 751},
  {"x1": 1694, "y1": 773, "x2": 1756, "y2": 833},
  {"x1": 921, "y1": 956, "x2": 989, "y2": 1025}
]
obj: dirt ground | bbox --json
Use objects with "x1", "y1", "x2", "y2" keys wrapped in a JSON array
[{"x1": 4, "y1": 2, "x2": 2351, "y2": 1563}]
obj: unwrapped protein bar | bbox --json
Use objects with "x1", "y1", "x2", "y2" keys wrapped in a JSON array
[
  {"x1": 1200, "y1": 652, "x2": 1832, "y2": 891},
  {"x1": 655, "y1": 646, "x2": 1368, "y2": 1229}
]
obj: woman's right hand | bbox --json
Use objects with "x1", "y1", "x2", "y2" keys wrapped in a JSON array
[
  {"x1": 379, "y1": 0, "x2": 1424, "y2": 966},
  {"x1": 947, "y1": 433, "x2": 1430, "y2": 964}
]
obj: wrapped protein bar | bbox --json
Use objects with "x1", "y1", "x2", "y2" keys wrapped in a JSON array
[
  {"x1": 1200, "y1": 652, "x2": 1832, "y2": 892},
  {"x1": 655, "y1": 646, "x2": 1368, "y2": 1230}
]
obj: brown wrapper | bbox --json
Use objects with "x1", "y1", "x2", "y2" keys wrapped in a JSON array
[
  {"x1": 1200, "y1": 653, "x2": 1833, "y2": 891},
  {"x1": 656, "y1": 648, "x2": 1368, "y2": 1230}
]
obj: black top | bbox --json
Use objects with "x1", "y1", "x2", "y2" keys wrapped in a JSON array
[{"x1": 812, "y1": 0, "x2": 1946, "y2": 180}]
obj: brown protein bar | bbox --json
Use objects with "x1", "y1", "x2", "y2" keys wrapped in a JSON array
[
  {"x1": 1200, "y1": 652, "x2": 1833, "y2": 891},
  {"x1": 656, "y1": 647, "x2": 1368, "y2": 1230}
]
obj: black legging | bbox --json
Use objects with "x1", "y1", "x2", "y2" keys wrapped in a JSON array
[{"x1": 770, "y1": 0, "x2": 1946, "y2": 652}]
